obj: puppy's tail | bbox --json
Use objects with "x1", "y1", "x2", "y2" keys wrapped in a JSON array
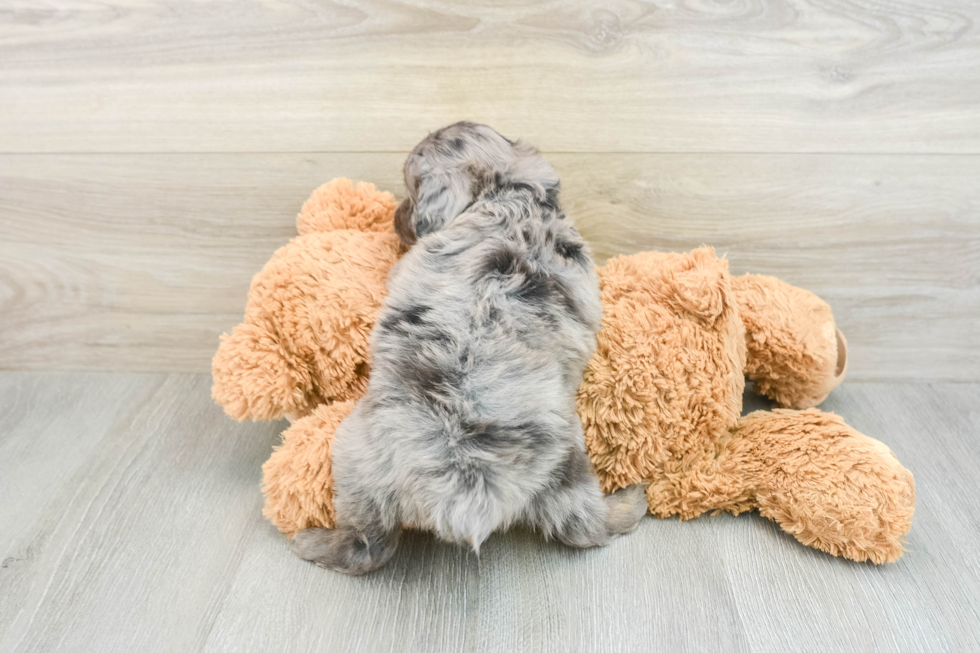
[{"x1": 433, "y1": 473, "x2": 509, "y2": 554}]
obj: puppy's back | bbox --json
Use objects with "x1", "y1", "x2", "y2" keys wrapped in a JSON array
[{"x1": 342, "y1": 182, "x2": 600, "y2": 548}]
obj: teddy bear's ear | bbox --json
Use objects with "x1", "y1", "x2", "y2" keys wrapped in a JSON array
[
  {"x1": 663, "y1": 247, "x2": 734, "y2": 323},
  {"x1": 297, "y1": 178, "x2": 397, "y2": 235},
  {"x1": 211, "y1": 323, "x2": 317, "y2": 422}
]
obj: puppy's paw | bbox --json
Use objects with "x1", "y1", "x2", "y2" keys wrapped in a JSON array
[
  {"x1": 291, "y1": 527, "x2": 340, "y2": 564},
  {"x1": 291, "y1": 525, "x2": 400, "y2": 576},
  {"x1": 604, "y1": 483, "x2": 648, "y2": 536}
]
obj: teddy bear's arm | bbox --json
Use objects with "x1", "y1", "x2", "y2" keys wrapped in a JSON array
[{"x1": 732, "y1": 274, "x2": 848, "y2": 409}]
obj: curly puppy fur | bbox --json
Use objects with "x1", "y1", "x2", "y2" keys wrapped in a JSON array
[{"x1": 292, "y1": 122, "x2": 647, "y2": 574}]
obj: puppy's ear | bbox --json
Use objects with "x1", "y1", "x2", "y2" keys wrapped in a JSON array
[
  {"x1": 412, "y1": 169, "x2": 478, "y2": 239},
  {"x1": 393, "y1": 198, "x2": 416, "y2": 247}
]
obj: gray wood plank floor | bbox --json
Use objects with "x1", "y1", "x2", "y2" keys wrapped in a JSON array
[{"x1": 1, "y1": 373, "x2": 977, "y2": 652}]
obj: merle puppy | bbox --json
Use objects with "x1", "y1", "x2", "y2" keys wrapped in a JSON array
[{"x1": 292, "y1": 122, "x2": 647, "y2": 574}]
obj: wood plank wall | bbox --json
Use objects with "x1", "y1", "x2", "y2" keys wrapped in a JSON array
[{"x1": 1, "y1": 1, "x2": 978, "y2": 380}]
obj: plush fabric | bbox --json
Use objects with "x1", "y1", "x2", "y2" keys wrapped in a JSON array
[
  {"x1": 214, "y1": 178, "x2": 915, "y2": 563},
  {"x1": 212, "y1": 180, "x2": 401, "y2": 421},
  {"x1": 577, "y1": 248, "x2": 747, "y2": 496},
  {"x1": 261, "y1": 401, "x2": 353, "y2": 535},
  {"x1": 296, "y1": 178, "x2": 398, "y2": 236},
  {"x1": 725, "y1": 409, "x2": 915, "y2": 563},
  {"x1": 733, "y1": 273, "x2": 848, "y2": 408}
]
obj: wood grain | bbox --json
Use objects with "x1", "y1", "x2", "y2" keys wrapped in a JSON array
[
  {"x1": 1, "y1": 0, "x2": 979, "y2": 153},
  {"x1": 2, "y1": 153, "x2": 977, "y2": 380},
  {"x1": 0, "y1": 373, "x2": 283, "y2": 652},
  {"x1": 1, "y1": 373, "x2": 978, "y2": 651},
  {"x1": 2, "y1": 1, "x2": 977, "y2": 649}
]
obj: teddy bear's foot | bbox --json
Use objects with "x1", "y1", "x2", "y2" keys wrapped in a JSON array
[
  {"x1": 731, "y1": 408, "x2": 915, "y2": 563},
  {"x1": 262, "y1": 402, "x2": 358, "y2": 536},
  {"x1": 733, "y1": 273, "x2": 847, "y2": 409},
  {"x1": 832, "y1": 327, "x2": 848, "y2": 383}
]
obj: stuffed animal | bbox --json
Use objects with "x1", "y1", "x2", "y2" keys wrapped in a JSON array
[{"x1": 212, "y1": 178, "x2": 915, "y2": 564}]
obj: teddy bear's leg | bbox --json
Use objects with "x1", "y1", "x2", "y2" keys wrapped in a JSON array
[
  {"x1": 723, "y1": 408, "x2": 915, "y2": 563},
  {"x1": 644, "y1": 451, "x2": 754, "y2": 522},
  {"x1": 264, "y1": 401, "x2": 403, "y2": 574},
  {"x1": 645, "y1": 409, "x2": 914, "y2": 562},
  {"x1": 525, "y1": 447, "x2": 648, "y2": 548},
  {"x1": 732, "y1": 274, "x2": 848, "y2": 408},
  {"x1": 262, "y1": 402, "x2": 356, "y2": 535}
]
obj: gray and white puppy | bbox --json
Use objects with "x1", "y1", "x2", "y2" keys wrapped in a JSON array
[{"x1": 292, "y1": 122, "x2": 647, "y2": 575}]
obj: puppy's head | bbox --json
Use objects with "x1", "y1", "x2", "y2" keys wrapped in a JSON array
[{"x1": 395, "y1": 122, "x2": 557, "y2": 246}]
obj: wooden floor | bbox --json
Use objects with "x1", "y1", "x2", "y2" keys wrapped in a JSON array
[
  {"x1": 0, "y1": 373, "x2": 977, "y2": 652},
  {"x1": 3, "y1": 1, "x2": 979, "y2": 650}
]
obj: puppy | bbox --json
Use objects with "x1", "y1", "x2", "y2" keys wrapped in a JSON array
[{"x1": 292, "y1": 122, "x2": 647, "y2": 574}]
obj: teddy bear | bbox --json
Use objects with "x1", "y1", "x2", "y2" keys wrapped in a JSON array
[{"x1": 212, "y1": 178, "x2": 915, "y2": 564}]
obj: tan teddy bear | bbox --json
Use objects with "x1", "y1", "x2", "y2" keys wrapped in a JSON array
[{"x1": 213, "y1": 179, "x2": 914, "y2": 563}]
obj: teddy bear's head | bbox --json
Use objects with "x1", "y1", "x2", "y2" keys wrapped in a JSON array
[{"x1": 211, "y1": 179, "x2": 401, "y2": 421}]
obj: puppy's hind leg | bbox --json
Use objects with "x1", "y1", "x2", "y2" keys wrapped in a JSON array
[
  {"x1": 527, "y1": 448, "x2": 647, "y2": 548},
  {"x1": 602, "y1": 484, "x2": 649, "y2": 536},
  {"x1": 291, "y1": 507, "x2": 401, "y2": 576}
]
